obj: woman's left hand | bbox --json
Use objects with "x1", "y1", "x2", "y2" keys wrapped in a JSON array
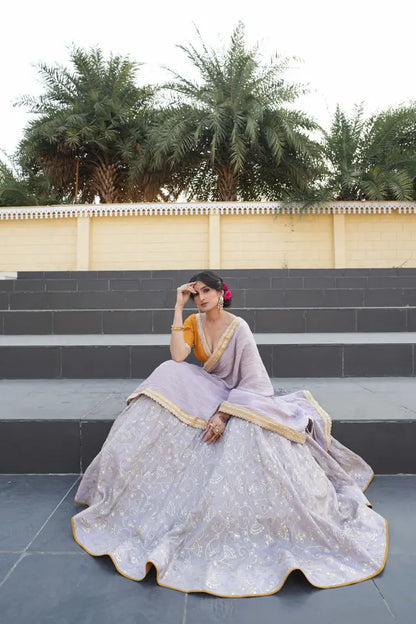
[{"x1": 203, "y1": 412, "x2": 230, "y2": 444}]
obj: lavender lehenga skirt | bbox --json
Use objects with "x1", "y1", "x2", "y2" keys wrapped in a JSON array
[{"x1": 72, "y1": 393, "x2": 388, "y2": 597}]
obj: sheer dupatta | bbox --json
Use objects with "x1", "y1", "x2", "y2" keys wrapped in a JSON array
[
  {"x1": 208, "y1": 318, "x2": 332, "y2": 449},
  {"x1": 126, "y1": 316, "x2": 332, "y2": 449}
]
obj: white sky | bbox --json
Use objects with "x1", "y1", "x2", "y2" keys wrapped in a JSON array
[{"x1": 1, "y1": 0, "x2": 415, "y2": 159}]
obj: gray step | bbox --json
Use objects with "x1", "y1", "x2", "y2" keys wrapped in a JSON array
[
  {"x1": 2, "y1": 307, "x2": 416, "y2": 334},
  {"x1": 1, "y1": 378, "x2": 415, "y2": 473},
  {"x1": 2, "y1": 274, "x2": 416, "y2": 293},
  {"x1": 15, "y1": 268, "x2": 416, "y2": 279},
  {"x1": 0, "y1": 333, "x2": 415, "y2": 378},
  {"x1": 2, "y1": 417, "x2": 414, "y2": 474},
  {"x1": 2, "y1": 288, "x2": 416, "y2": 310}
]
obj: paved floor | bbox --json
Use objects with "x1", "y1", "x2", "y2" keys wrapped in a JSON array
[
  {"x1": 1, "y1": 378, "x2": 415, "y2": 421},
  {"x1": 0, "y1": 474, "x2": 414, "y2": 624}
]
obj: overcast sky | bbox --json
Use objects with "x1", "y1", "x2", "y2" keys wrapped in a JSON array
[{"x1": 1, "y1": 0, "x2": 415, "y2": 160}]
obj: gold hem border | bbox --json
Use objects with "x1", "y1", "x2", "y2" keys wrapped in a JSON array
[
  {"x1": 302, "y1": 390, "x2": 332, "y2": 451},
  {"x1": 363, "y1": 470, "x2": 375, "y2": 493},
  {"x1": 196, "y1": 313, "x2": 212, "y2": 359},
  {"x1": 71, "y1": 509, "x2": 389, "y2": 598},
  {"x1": 138, "y1": 388, "x2": 207, "y2": 430},
  {"x1": 219, "y1": 401, "x2": 307, "y2": 444},
  {"x1": 126, "y1": 391, "x2": 140, "y2": 405},
  {"x1": 204, "y1": 317, "x2": 242, "y2": 372}
]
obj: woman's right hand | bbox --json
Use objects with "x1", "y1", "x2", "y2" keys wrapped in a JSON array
[{"x1": 176, "y1": 282, "x2": 197, "y2": 308}]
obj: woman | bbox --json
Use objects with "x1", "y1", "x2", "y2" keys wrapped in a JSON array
[{"x1": 72, "y1": 271, "x2": 388, "y2": 597}]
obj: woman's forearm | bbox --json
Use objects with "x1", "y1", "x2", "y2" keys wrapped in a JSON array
[{"x1": 170, "y1": 305, "x2": 190, "y2": 361}]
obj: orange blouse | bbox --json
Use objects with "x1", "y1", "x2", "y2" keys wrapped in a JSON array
[{"x1": 183, "y1": 314, "x2": 210, "y2": 363}]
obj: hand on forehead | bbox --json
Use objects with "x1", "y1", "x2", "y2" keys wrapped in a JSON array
[{"x1": 193, "y1": 281, "x2": 209, "y2": 293}]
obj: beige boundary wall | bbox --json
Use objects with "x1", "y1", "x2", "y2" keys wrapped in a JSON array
[{"x1": 1, "y1": 202, "x2": 416, "y2": 271}]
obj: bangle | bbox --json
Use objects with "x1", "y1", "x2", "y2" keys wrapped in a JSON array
[{"x1": 171, "y1": 325, "x2": 184, "y2": 331}]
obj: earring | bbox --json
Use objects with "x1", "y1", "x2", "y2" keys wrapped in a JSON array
[{"x1": 217, "y1": 295, "x2": 224, "y2": 309}]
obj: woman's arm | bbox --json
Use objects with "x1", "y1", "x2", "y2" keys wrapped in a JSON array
[{"x1": 170, "y1": 282, "x2": 196, "y2": 362}]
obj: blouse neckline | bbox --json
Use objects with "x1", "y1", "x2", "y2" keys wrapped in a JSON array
[{"x1": 196, "y1": 312, "x2": 238, "y2": 356}]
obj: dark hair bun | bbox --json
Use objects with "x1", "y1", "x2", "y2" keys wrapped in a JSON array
[{"x1": 188, "y1": 270, "x2": 232, "y2": 308}]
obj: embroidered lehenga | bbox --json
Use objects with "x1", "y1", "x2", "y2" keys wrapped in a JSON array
[{"x1": 71, "y1": 314, "x2": 388, "y2": 597}]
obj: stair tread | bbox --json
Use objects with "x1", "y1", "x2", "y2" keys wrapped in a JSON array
[
  {"x1": 1, "y1": 377, "x2": 415, "y2": 422},
  {"x1": 1, "y1": 332, "x2": 416, "y2": 346}
]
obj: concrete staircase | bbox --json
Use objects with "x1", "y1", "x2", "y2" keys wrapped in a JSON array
[{"x1": 0, "y1": 268, "x2": 415, "y2": 473}]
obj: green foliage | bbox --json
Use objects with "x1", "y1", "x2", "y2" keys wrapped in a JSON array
[
  {"x1": 145, "y1": 23, "x2": 323, "y2": 201},
  {"x1": 0, "y1": 158, "x2": 33, "y2": 206},
  {"x1": 323, "y1": 104, "x2": 416, "y2": 200},
  {"x1": 17, "y1": 46, "x2": 154, "y2": 203},
  {"x1": 0, "y1": 153, "x2": 61, "y2": 206},
  {"x1": 6, "y1": 28, "x2": 416, "y2": 205}
]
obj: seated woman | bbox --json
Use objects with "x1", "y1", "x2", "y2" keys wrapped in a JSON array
[{"x1": 72, "y1": 271, "x2": 388, "y2": 597}]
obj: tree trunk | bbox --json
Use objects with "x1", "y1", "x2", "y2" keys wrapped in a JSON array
[
  {"x1": 93, "y1": 160, "x2": 119, "y2": 203},
  {"x1": 142, "y1": 170, "x2": 178, "y2": 202},
  {"x1": 216, "y1": 168, "x2": 238, "y2": 201},
  {"x1": 142, "y1": 172, "x2": 161, "y2": 202}
]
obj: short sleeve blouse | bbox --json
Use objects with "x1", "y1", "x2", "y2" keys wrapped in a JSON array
[{"x1": 183, "y1": 314, "x2": 209, "y2": 363}]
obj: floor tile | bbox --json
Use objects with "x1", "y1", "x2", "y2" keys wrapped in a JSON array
[
  {"x1": 186, "y1": 573, "x2": 393, "y2": 624},
  {"x1": 0, "y1": 553, "x2": 185, "y2": 624},
  {"x1": 0, "y1": 553, "x2": 20, "y2": 583},
  {"x1": 365, "y1": 476, "x2": 416, "y2": 555},
  {"x1": 0, "y1": 473, "x2": 412, "y2": 624},
  {"x1": 0, "y1": 475, "x2": 78, "y2": 550},
  {"x1": 28, "y1": 479, "x2": 81, "y2": 553},
  {"x1": 373, "y1": 553, "x2": 416, "y2": 624}
]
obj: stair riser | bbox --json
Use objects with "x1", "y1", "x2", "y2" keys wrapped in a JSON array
[
  {"x1": 14, "y1": 268, "x2": 416, "y2": 279},
  {"x1": 2, "y1": 289, "x2": 416, "y2": 310},
  {"x1": 1, "y1": 344, "x2": 414, "y2": 378},
  {"x1": 1, "y1": 307, "x2": 416, "y2": 334},
  {"x1": 2, "y1": 274, "x2": 416, "y2": 292},
  {"x1": 0, "y1": 419, "x2": 413, "y2": 474}
]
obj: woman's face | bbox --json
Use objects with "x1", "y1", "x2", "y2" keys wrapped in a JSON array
[{"x1": 193, "y1": 281, "x2": 222, "y2": 312}]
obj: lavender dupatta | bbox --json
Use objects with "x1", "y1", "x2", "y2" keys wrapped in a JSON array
[{"x1": 127, "y1": 315, "x2": 332, "y2": 449}]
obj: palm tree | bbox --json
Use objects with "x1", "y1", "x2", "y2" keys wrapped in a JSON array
[
  {"x1": 128, "y1": 108, "x2": 213, "y2": 202},
  {"x1": 17, "y1": 47, "x2": 154, "y2": 203},
  {"x1": 146, "y1": 23, "x2": 322, "y2": 201},
  {"x1": 323, "y1": 104, "x2": 416, "y2": 200},
  {"x1": 0, "y1": 152, "x2": 60, "y2": 206},
  {"x1": 0, "y1": 158, "x2": 34, "y2": 206}
]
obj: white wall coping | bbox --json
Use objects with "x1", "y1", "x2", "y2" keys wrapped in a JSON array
[{"x1": 1, "y1": 201, "x2": 416, "y2": 220}]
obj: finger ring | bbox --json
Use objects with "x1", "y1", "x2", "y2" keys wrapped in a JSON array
[{"x1": 214, "y1": 426, "x2": 222, "y2": 435}]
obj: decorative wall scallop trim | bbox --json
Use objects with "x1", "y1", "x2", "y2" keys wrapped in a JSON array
[{"x1": 1, "y1": 201, "x2": 416, "y2": 220}]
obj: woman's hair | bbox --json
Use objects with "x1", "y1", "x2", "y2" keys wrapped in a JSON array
[{"x1": 189, "y1": 270, "x2": 232, "y2": 308}]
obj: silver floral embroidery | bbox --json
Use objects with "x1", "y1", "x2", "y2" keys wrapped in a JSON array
[{"x1": 72, "y1": 396, "x2": 388, "y2": 597}]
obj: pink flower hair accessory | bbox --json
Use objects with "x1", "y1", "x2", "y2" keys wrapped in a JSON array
[{"x1": 222, "y1": 281, "x2": 232, "y2": 300}]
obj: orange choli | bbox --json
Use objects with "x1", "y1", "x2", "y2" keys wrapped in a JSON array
[{"x1": 183, "y1": 314, "x2": 210, "y2": 363}]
